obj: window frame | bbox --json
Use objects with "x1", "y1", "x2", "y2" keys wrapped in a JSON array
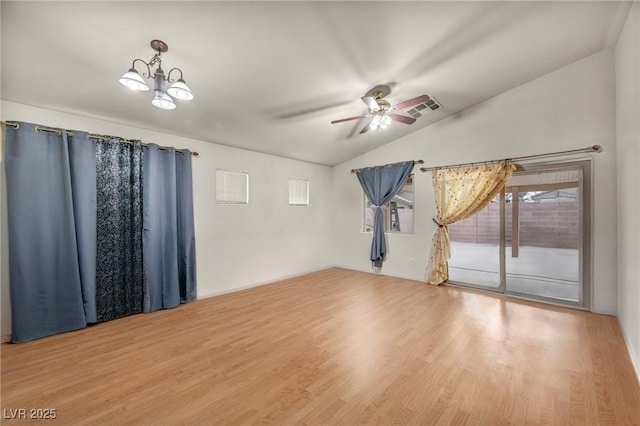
[
  {"x1": 362, "y1": 175, "x2": 414, "y2": 234},
  {"x1": 288, "y1": 178, "x2": 309, "y2": 206},
  {"x1": 215, "y1": 169, "x2": 249, "y2": 204}
]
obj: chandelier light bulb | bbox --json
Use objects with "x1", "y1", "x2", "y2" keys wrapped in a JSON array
[
  {"x1": 151, "y1": 91, "x2": 177, "y2": 110},
  {"x1": 118, "y1": 68, "x2": 149, "y2": 91},
  {"x1": 370, "y1": 113, "x2": 392, "y2": 131},
  {"x1": 167, "y1": 79, "x2": 194, "y2": 100},
  {"x1": 379, "y1": 115, "x2": 392, "y2": 129}
]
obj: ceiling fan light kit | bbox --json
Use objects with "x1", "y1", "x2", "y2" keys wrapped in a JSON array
[
  {"x1": 370, "y1": 114, "x2": 392, "y2": 131},
  {"x1": 118, "y1": 40, "x2": 193, "y2": 110},
  {"x1": 331, "y1": 84, "x2": 439, "y2": 134}
]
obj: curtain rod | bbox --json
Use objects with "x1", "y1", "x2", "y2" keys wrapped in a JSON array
[
  {"x1": 419, "y1": 145, "x2": 601, "y2": 173},
  {"x1": 1, "y1": 121, "x2": 200, "y2": 157},
  {"x1": 350, "y1": 159, "x2": 423, "y2": 174}
]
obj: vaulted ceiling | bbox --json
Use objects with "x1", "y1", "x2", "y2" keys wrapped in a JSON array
[{"x1": 1, "y1": 1, "x2": 630, "y2": 166}]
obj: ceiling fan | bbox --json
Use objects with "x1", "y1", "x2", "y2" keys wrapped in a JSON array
[{"x1": 330, "y1": 85, "x2": 433, "y2": 134}]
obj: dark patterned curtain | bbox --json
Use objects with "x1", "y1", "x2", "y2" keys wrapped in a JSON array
[{"x1": 95, "y1": 138, "x2": 144, "y2": 322}]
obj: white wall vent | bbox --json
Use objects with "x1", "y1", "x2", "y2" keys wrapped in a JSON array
[{"x1": 405, "y1": 97, "x2": 442, "y2": 119}]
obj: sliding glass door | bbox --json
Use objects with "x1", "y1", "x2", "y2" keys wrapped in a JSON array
[
  {"x1": 448, "y1": 195, "x2": 503, "y2": 290},
  {"x1": 447, "y1": 161, "x2": 591, "y2": 308}
]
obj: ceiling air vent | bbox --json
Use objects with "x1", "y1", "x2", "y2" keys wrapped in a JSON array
[{"x1": 405, "y1": 96, "x2": 442, "y2": 119}]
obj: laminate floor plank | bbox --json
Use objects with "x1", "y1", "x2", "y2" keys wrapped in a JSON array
[{"x1": 1, "y1": 268, "x2": 638, "y2": 425}]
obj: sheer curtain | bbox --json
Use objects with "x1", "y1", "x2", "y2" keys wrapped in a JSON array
[
  {"x1": 425, "y1": 162, "x2": 515, "y2": 285},
  {"x1": 356, "y1": 161, "x2": 414, "y2": 267}
]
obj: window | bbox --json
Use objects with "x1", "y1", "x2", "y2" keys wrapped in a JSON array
[
  {"x1": 288, "y1": 179, "x2": 309, "y2": 206},
  {"x1": 363, "y1": 175, "x2": 414, "y2": 233},
  {"x1": 216, "y1": 169, "x2": 249, "y2": 204}
]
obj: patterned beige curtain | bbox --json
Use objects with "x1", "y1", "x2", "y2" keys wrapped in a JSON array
[{"x1": 425, "y1": 162, "x2": 516, "y2": 285}]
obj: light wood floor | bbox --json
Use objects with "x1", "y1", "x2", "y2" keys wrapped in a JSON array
[{"x1": 1, "y1": 268, "x2": 639, "y2": 425}]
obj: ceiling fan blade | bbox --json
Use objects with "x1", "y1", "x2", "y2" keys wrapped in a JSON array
[
  {"x1": 361, "y1": 96, "x2": 380, "y2": 112},
  {"x1": 392, "y1": 94, "x2": 430, "y2": 110},
  {"x1": 331, "y1": 115, "x2": 365, "y2": 124},
  {"x1": 389, "y1": 113, "x2": 416, "y2": 125},
  {"x1": 359, "y1": 121, "x2": 372, "y2": 134}
]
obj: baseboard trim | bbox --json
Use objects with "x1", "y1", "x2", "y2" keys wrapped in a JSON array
[
  {"x1": 333, "y1": 265, "x2": 425, "y2": 283},
  {"x1": 618, "y1": 317, "x2": 640, "y2": 385},
  {"x1": 2, "y1": 333, "x2": 11, "y2": 343},
  {"x1": 197, "y1": 266, "x2": 335, "y2": 300},
  {"x1": 590, "y1": 307, "x2": 618, "y2": 316}
]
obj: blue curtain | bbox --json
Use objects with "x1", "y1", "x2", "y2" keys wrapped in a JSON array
[
  {"x1": 4, "y1": 122, "x2": 88, "y2": 342},
  {"x1": 5, "y1": 121, "x2": 196, "y2": 341},
  {"x1": 175, "y1": 150, "x2": 197, "y2": 302},
  {"x1": 356, "y1": 161, "x2": 414, "y2": 267},
  {"x1": 95, "y1": 138, "x2": 144, "y2": 322},
  {"x1": 67, "y1": 131, "x2": 97, "y2": 323},
  {"x1": 142, "y1": 144, "x2": 197, "y2": 312}
]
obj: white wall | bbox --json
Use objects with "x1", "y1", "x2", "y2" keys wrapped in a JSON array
[
  {"x1": 615, "y1": 1, "x2": 640, "y2": 380},
  {"x1": 332, "y1": 49, "x2": 617, "y2": 315},
  {"x1": 0, "y1": 101, "x2": 334, "y2": 342}
]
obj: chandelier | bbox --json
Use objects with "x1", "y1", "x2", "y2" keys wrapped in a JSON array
[{"x1": 118, "y1": 40, "x2": 193, "y2": 110}]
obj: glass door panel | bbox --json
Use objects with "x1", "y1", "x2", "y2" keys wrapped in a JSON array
[
  {"x1": 448, "y1": 194, "x2": 502, "y2": 289},
  {"x1": 505, "y1": 178, "x2": 581, "y2": 302}
]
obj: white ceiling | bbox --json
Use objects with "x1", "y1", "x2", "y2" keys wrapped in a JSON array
[{"x1": 1, "y1": 1, "x2": 630, "y2": 166}]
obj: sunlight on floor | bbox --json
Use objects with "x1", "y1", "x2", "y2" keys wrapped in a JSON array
[{"x1": 448, "y1": 241, "x2": 579, "y2": 301}]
